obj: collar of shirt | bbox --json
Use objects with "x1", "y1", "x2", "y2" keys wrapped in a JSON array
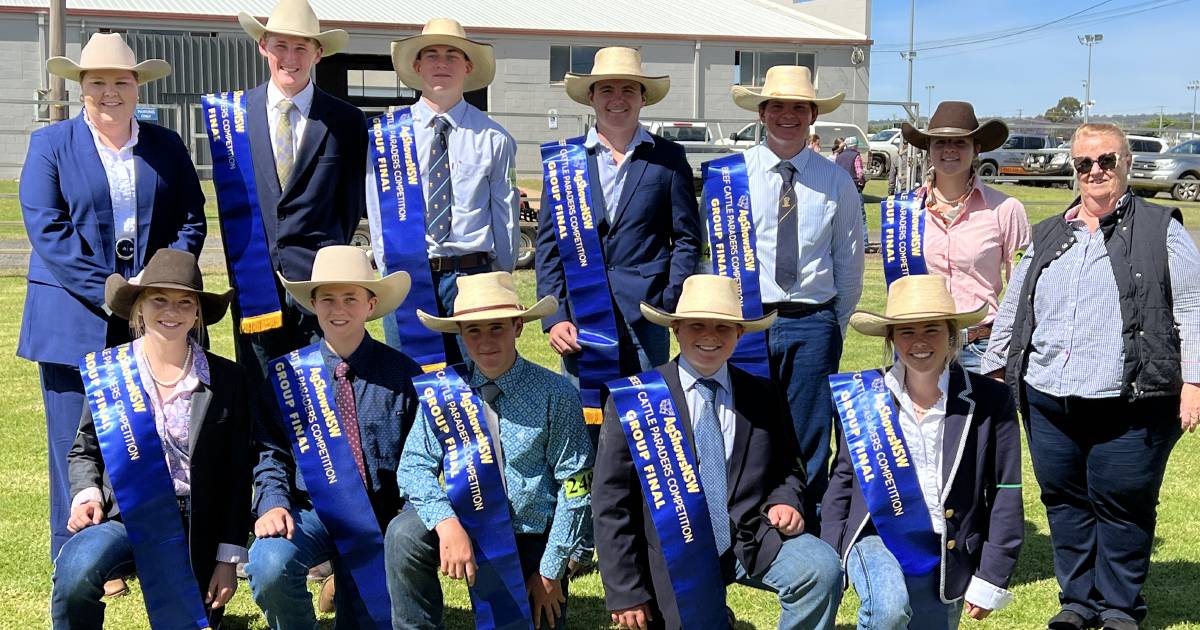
[
  {"x1": 82, "y1": 109, "x2": 139, "y2": 155},
  {"x1": 746, "y1": 143, "x2": 818, "y2": 182},
  {"x1": 267, "y1": 79, "x2": 314, "y2": 117},
  {"x1": 584, "y1": 125, "x2": 655, "y2": 154},
  {"x1": 1063, "y1": 191, "x2": 1132, "y2": 225},
  {"x1": 468, "y1": 355, "x2": 529, "y2": 397},
  {"x1": 412, "y1": 97, "x2": 469, "y2": 131},
  {"x1": 676, "y1": 355, "x2": 731, "y2": 398},
  {"x1": 884, "y1": 362, "x2": 949, "y2": 418},
  {"x1": 133, "y1": 337, "x2": 210, "y2": 400},
  {"x1": 320, "y1": 333, "x2": 378, "y2": 376}
]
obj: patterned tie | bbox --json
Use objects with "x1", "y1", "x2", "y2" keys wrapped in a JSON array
[
  {"x1": 694, "y1": 378, "x2": 731, "y2": 554},
  {"x1": 334, "y1": 361, "x2": 367, "y2": 484},
  {"x1": 274, "y1": 98, "x2": 295, "y2": 188},
  {"x1": 426, "y1": 115, "x2": 454, "y2": 243},
  {"x1": 775, "y1": 160, "x2": 800, "y2": 291}
]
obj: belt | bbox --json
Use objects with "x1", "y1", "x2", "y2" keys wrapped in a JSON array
[
  {"x1": 429, "y1": 252, "x2": 491, "y2": 273},
  {"x1": 116, "y1": 236, "x2": 135, "y2": 261},
  {"x1": 967, "y1": 323, "x2": 992, "y2": 344},
  {"x1": 762, "y1": 299, "x2": 835, "y2": 317}
]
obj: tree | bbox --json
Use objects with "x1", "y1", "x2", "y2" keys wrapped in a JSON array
[{"x1": 1043, "y1": 96, "x2": 1083, "y2": 123}]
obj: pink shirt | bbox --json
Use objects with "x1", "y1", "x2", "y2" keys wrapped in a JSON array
[{"x1": 919, "y1": 181, "x2": 1031, "y2": 325}]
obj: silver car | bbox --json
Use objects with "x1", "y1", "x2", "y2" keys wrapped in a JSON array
[{"x1": 1130, "y1": 139, "x2": 1200, "y2": 201}]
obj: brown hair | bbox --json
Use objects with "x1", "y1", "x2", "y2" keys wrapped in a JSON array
[{"x1": 128, "y1": 288, "x2": 207, "y2": 345}]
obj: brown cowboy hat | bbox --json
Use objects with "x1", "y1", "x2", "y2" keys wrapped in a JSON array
[
  {"x1": 901, "y1": 101, "x2": 1009, "y2": 152},
  {"x1": 105, "y1": 249, "x2": 232, "y2": 324}
]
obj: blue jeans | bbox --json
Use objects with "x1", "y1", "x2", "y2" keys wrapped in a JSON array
[
  {"x1": 246, "y1": 508, "x2": 374, "y2": 630},
  {"x1": 956, "y1": 338, "x2": 988, "y2": 374},
  {"x1": 846, "y1": 535, "x2": 963, "y2": 630},
  {"x1": 40, "y1": 361, "x2": 85, "y2": 559},
  {"x1": 734, "y1": 532, "x2": 844, "y2": 630},
  {"x1": 384, "y1": 262, "x2": 491, "y2": 364}
]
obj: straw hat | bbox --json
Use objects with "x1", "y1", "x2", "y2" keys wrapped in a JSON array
[
  {"x1": 849, "y1": 275, "x2": 987, "y2": 337},
  {"x1": 47, "y1": 33, "x2": 171, "y2": 85},
  {"x1": 418, "y1": 271, "x2": 557, "y2": 334},
  {"x1": 640, "y1": 275, "x2": 776, "y2": 333},
  {"x1": 105, "y1": 249, "x2": 232, "y2": 324},
  {"x1": 280, "y1": 246, "x2": 410, "y2": 321},
  {"x1": 564, "y1": 47, "x2": 670, "y2": 107},
  {"x1": 900, "y1": 101, "x2": 1009, "y2": 153},
  {"x1": 731, "y1": 66, "x2": 844, "y2": 114},
  {"x1": 391, "y1": 18, "x2": 496, "y2": 93},
  {"x1": 238, "y1": 0, "x2": 348, "y2": 56}
]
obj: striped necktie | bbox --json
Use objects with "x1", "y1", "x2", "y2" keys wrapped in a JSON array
[
  {"x1": 775, "y1": 160, "x2": 800, "y2": 291},
  {"x1": 694, "y1": 377, "x2": 731, "y2": 554},
  {"x1": 426, "y1": 115, "x2": 454, "y2": 243}
]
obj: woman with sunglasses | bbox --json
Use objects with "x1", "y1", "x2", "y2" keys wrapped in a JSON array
[{"x1": 981, "y1": 123, "x2": 1200, "y2": 630}]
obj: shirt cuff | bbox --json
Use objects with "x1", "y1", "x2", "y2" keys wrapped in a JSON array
[
  {"x1": 539, "y1": 546, "x2": 571, "y2": 581},
  {"x1": 215, "y1": 544, "x2": 248, "y2": 564},
  {"x1": 416, "y1": 501, "x2": 458, "y2": 532},
  {"x1": 72, "y1": 487, "x2": 103, "y2": 508},
  {"x1": 256, "y1": 493, "x2": 291, "y2": 517},
  {"x1": 964, "y1": 575, "x2": 1014, "y2": 611},
  {"x1": 1181, "y1": 357, "x2": 1200, "y2": 383}
]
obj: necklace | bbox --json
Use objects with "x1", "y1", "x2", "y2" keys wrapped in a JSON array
[{"x1": 145, "y1": 343, "x2": 193, "y2": 388}]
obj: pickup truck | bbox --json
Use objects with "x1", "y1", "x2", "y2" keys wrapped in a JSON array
[
  {"x1": 1023, "y1": 135, "x2": 1168, "y2": 183},
  {"x1": 867, "y1": 128, "x2": 902, "y2": 179},
  {"x1": 1130, "y1": 138, "x2": 1200, "y2": 201},
  {"x1": 977, "y1": 133, "x2": 1059, "y2": 178},
  {"x1": 644, "y1": 120, "x2": 734, "y2": 178}
]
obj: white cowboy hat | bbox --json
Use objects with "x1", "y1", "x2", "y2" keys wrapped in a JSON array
[
  {"x1": 418, "y1": 271, "x2": 557, "y2": 334},
  {"x1": 238, "y1": 0, "x2": 348, "y2": 56},
  {"x1": 391, "y1": 18, "x2": 496, "y2": 93},
  {"x1": 280, "y1": 246, "x2": 410, "y2": 321},
  {"x1": 47, "y1": 33, "x2": 171, "y2": 85},
  {"x1": 564, "y1": 46, "x2": 670, "y2": 107},
  {"x1": 731, "y1": 65, "x2": 844, "y2": 114},
  {"x1": 640, "y1": 275, "x2": 776, "y2": 333},
  {"x1": 849, "y1": 275, "x2": 987, "y2": 337}
]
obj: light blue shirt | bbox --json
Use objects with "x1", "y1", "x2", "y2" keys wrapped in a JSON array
[
  {"x1": 584, "y1": 125, "x2": 655, "y2": 223},
  {"x1": 366, "y1": 98, "x2": 520, "y2": 271},
  {"x1": 743, "y1": 143, "x2": 865, "y2": 332},
  {"x1": 677, "y1": 356, "x2": 736, "y2": 460}
]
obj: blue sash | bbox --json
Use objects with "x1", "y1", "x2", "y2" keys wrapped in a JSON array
[
  {"x1": 701, "y1": 154, "x2": 770, "y2": 379},
  {"x1": 78, "y1": 345, "x2": 210, "y2": 630},
  {"x1": 268, "y1": 344, "x2": 392, "y2": 628},
  {"x1": 540, "y1": 138, "x2": 621, "y2": 425},
  {"x1": 607, "y1": 371, "x2": 728, "y2": 629},
  {"x1": 369, "y1": 108, "x2": 446, "y2": 372},
  {"x1": 829, "y1": 370, "x2": 940, "y2": 576},
  {"x1": 880, "y1": 191, "x2": 929, "y2": 287},
  {"x1": 414, "y1": 366, "x2": 532, "y2": 630}
]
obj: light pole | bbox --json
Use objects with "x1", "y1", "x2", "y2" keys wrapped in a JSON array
[
  {"x1": 1078, "y1": 34, "x2": 1103, "y2": 122},
  {"x1": 901, "y1": 0, "x2": 916, "y2": 123},
  {"x1": 1189, "y1": 81, "x2": 1200, "y2": 133},
  {"x1": 925, "y1": 84, "x2": 935, "y2": 125}
]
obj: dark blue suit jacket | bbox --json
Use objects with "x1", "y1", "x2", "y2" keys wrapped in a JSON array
[
  {"x1": 18, "y1": 115, "x2": 205, "y2": 365},
  {"x1": 535, "y1": 134, "x2": 701, "y2": 330}
]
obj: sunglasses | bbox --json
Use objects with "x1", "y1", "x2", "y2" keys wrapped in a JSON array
[{"x1": 1072, "y1": 152, "x2": 1121, "y2": 174}]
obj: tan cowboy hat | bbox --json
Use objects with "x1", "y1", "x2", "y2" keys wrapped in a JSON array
[
  {"x1": 731, "y1": 66, "x2": 844, "y2": 114},
  {"x1": 640, "y1": 275, "x2": 776, "y2": 333},
  {"x1": 105, "y1": 249, "x2": 232, "y2": 324},
  {"x1": 280, "y1": 246, "x2": 410, "y2": 321},
  {"x1": 47, "y1": 33, "x2": 171, "y2": 85},
  {"x1": 418, "y1": 271, "x2": 557, "y2": 334},
  {"x1": 901, "y1": 101, "x2": 1009, "y2": 153},
  {"x1": 391, "y1": 18, "x2": 496, "y2": 93},
  {"x1": 565, "y1": 46, "x2": 670, "y2": 107},
  {"x1": 849, "y1": 275, "x2": 987, "y2": 337},
  {"x1": 239, "y1": 0, "x2": 348, "y2": 56}
]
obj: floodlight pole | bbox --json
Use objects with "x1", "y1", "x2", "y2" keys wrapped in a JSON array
[{"x1": 1078, "y1": 34, "x2": 1103, "y2": 123}]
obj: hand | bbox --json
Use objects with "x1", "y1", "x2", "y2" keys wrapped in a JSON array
[
  {"x1": 205, "y1": 562, "x2": 238, "y2": 609},
  {"x1": 548, "y1": 321, "x2": 582, "y2": 355},
  {"x1": 611, "y1": 603, "x2": 654, "y2": 630},
  {"x1": 965, "y1": 601, "x2": 992, "y2": 620},
  {"x1": 434, "y1": 518, "x2": 476, "y2": 586},
  {"x1": 527, "y1": 573, "x2": 566, "y2": 629},
  {"x1": 1180, "y1": 383, "x2": 1200, "y2": 433},
  {"x1": 254, "y1": 507, "x2": 295, "y2": 539},
  {"x1": 767, "y1": 504, "x2": 805, "y2": 536},
  {"x1": 67, "y1": 501, "x2": 104, "y2": 533}
]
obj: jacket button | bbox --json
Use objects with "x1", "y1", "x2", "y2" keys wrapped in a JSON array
[
  {"x1": 1055, "y1": 250, "x2": 1062, "y2": 256},
  {"x1": 946, "y1": 539, "x2": 957, "y2": 550},
  {"x1": 1135, "y1": 272, "x2": 1142, "y2": 278},
  {"x1": 944, "y1": 508, "x2": 955, "y2": 519}
]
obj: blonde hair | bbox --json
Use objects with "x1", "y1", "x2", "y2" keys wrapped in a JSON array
[
  {"x1": 1071, "y1": 123, "x2": 1131, "y2": 157},
  {"x1": 128, "y1": 288, "x2": 207, "y2": 345},
  {"x1": 883, "y1": 319, "x2": 963, "y2": 368}
]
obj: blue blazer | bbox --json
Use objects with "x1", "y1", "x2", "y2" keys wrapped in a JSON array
[
  {"x1": 17, "y1": 115, "x2": 205, "y2": 365},
  {"x1": 535, "y1": 134, "x2": 702, "y2": 330},
  {"x1": 245, "y1": 83, "x2": 366, "y2": 283}
]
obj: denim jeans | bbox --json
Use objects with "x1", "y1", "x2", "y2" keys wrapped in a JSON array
[
  {"x1": 384, "y1": 508, "x2": 568, "y2": 630},
  {"x1": 846, "y1": 535, "x2": 963, "y2": 630},
  {"x1": 245, "y1": 508, "x2": 374, "y2": 630},
  {"x1": 733, "y1": 532, "x2": 844, "y2": 630},
  {"x1": 956, "y1": 338, "x2": 988, "y2": 375}
]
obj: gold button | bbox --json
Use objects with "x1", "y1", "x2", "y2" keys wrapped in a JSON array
[
  {"x1": 947, "y1": 539, "x2": 957, "y2": 550},
  {"x1": 945, "y1": 508, "x2": 955, "y2": 519}
]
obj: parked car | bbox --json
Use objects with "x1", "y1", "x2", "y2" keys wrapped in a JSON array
[
  {"x1": 1130, "y1": 138, "x2": 1200, "y2": 201},
  {"x1": 977, "y1": 133, "x2": 1058, "y2": 178},
  {"x1": 867, "y1": 128, "x2": 902, "y2": 179},
  {"x1": 1023, "y1": 135, "x2": 1169, "y2": 183}
]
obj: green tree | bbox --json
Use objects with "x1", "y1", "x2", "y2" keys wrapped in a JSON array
[{"x1": 1043, "y1": 96, "x2": 1083, "y2": 123}]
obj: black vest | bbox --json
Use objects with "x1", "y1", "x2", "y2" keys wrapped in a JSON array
[{"x1": 1004, "y1": 194, "x2": 1182, "y2": 408}]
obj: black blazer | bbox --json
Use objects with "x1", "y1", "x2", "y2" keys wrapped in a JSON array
[
  {"x1": 820, "y1": 365, "x2": 1024, "y2": 602},
  {"x1": 592, "y1": 359, "x2": 806, "y2": 629},
  {"x1": 67, "y1": 350, "x2": 253, "y2": 590}
]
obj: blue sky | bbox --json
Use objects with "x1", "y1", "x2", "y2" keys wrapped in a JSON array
[{"x1": 866, "y1": 0, "x2": 1200, "y2": 121}]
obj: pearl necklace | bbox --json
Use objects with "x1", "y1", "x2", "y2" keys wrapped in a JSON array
[{"x1": 145, "y1": 343, "x2": 193, "y2": 389}]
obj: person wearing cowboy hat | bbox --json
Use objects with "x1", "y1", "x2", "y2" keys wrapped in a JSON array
[
  {"x1": 366, "y1": 17, "x2": 520, "y2": 364},
  {"x1": 51, "y1": 249, "x2": 251, "y2": 628},
  {"x1": 726, "y1": 64, "x2": 864, "y2": 532},
  {"x1": 386, "y1": 271, "x2": 593, "y2": 630},
  {"x1": 243, "y1": 245, "x2": 423, "y2": 629},
  {"x1": 19, "y1": 31, "x2": 207, "y2": 561},
  {"x1": 821, "y1": 275, "x2": 1023, "y2": 630},
  {"x1": 592, "y1": 274, "x2": 843, "y2": 630},
  {"x1": 891, "y1": 101, "x2": 1030, "y2": 374}
]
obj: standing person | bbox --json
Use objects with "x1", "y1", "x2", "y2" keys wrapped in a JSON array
[
  {"x1": 366, "y1": 17, "x2": 519, "y2": 368},
  {"x1": 835, "y1": 136, "x2": 866, "y2": 192},
  {"x1": 982, "y1": 123, "x2": 1200, "y2": 630},
  {"x1": 831, "y1": 137, "x2": 845, "y2": 156},
  {"x1": 809, "y1": 134, "x2": 823, "y2": 154},
  {"x1": 19, "y1": 32, "x2": 205, "y2": 560}
]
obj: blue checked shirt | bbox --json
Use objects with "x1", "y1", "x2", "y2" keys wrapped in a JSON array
[{"x1": 397, "y1": 356, "x2": 595, "y2": 579}]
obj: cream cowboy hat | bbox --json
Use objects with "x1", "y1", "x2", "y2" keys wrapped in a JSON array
[
  {"x1": 238, "y1": 0, "x2": 348, "y2": 56},
  {"x1": 418, "y1": 271, "x2": 557, "y2": 334},
  {"x1": 391, "y1": 18, "x2": 496, "y2": 93},
  {"x1": 280, "y1": 246, "x2": 410, "y2": 321},
  {"x1": 731, "y1": 66, "x2": 844, "y2": 114},
  {"x1": 564, "y1": 46, "x2": 670, "y2": 107},
  {"x1": 640, "y1": 275, "x2": 777, "y2": 333},
  {"x1": 47, "y1": 33, "x2": 171, "y2": 85},
  {"x1": 849, "y1": 275, "x2": 987, "y2": 337}
]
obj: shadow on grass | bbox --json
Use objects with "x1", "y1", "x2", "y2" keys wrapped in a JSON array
[
  {"x1": 1143, "y1": 559, "x2": 1200, "y2": 628},
  {"x1": 218, "y1": 613, "x2": 263, "y2": 629},
  {"x1": 1010, "y1": 519, "x2": 1056, "y2": 587}
]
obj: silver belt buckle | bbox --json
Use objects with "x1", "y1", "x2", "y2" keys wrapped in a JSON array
[{"x1": 116, "y1": 237, "x2": 135, "y2": 261}]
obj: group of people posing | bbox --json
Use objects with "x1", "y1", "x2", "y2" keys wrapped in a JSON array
[{"x1": 20, "y1": 0, "x2": 1200, "y2": 628}]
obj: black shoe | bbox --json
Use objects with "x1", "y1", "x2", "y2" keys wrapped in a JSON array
[
  {"x1": 1049, "y1": 610, "x2": 1090, "y2": 630},
  {"x1": 1101, "y1": 619, "x2": 1138, "y2": 630}
]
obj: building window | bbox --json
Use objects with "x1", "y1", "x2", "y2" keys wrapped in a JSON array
[
  {"x1": 550, "y1": 45, "x2": 602, "y2": 83},
  {"x1": 347, "y1": 69, "x2": 416, "y2": 99},
  {"x1": 734, "y1": 50, "x2": 816, "y2": 86}
]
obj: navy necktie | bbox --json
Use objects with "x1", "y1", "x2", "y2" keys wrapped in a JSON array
[
  {"x1": 775, "y1": 160, "x2": 800, "y2": 291},
  {"x1": 426, "y1": 115, "x2": 454, "y2": 243}
]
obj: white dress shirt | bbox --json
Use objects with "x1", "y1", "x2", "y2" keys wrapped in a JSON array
[
  {"x1": 83, "y1": 111, "x2": 139, "y2": 247},
  {"x1": 677, "y1": 357, "x2": 736, "y2": 460},
  {"x1": 266, "y1": 79, "x2": 314, "y2": 159}
]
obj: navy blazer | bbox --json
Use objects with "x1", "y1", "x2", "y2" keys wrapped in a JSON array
[
  {"x1": 820, "y1": 365, "x2": 1024, "y2": 602},
  {"x1": 592, "y1": 360, "x2": 805, "y2": 629},
  {"x1": 245, "y1": 83, "x2": 366, "y2": 283},
  {"x1": 535, "y1": 134, "x2": 702, "y2": 330},
  {"x1": 18, "y1": 115, "x2": 205, "y2": 366}
]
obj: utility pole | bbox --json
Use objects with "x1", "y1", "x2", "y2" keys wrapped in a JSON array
[
  {"x1": 1189, "y1": 81, "x2": 1199, "y2": 133},
  {"x1": 924, "y1": 84, "x2": 935, "y2": 125},
  {"x1": 901, "y1": 0, "x2": 916, "y2": 123},
  {"x1": 1159, "y1": 106, "x2": 1166, "y2": 131},
  {"x1": 1017, "y1": 108, "x2": 1023, "y2": 120},
  {"x1": 49, "y1": 0, "x2": 66, "y2": 121},
  {"x1": 1078, "y1": 34, "x2": 1103, "y2": 123}
]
